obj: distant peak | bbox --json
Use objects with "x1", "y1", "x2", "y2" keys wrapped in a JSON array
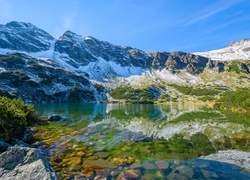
[
  {"x1": 60, "y1": 30, "x2": 81, "y2": 39},
  {"x1": 228, "y1": 38, "x2": 250, "y2": 47},
  {"x1": 6, "y1": 21, "x2": 35, "y2": 29}
]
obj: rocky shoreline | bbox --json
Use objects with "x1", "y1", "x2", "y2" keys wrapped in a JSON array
[{"x1": 200, "y1": 150, "x2": 250, "y2": 172}]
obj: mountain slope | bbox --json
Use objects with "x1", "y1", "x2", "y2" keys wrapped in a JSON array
[
  {"x1": 194, "y1": 38, "x2": 250, "y2": 61},
  {"x1": 0, "y1": 21, "x2": 249, "y2": 103},
  {"x1": 0, "y1": 21, "x2": 55, "y2": 53},
  {"x1": 0, "y1": 53, "x2": 107, "y2": 103}
]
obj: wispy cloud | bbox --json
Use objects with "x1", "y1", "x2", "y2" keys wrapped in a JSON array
[
  {"x1": 184, "y1": 0, "x2": 243, "y2": 26},
  {"x1": 0, "y1": 0, "x2": 13, "y2": 19},
  {"x1": 62, "y1": 11, "x2": 77, "y2": 31}
]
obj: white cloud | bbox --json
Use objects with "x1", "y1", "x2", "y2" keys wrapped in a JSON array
[
  {"x1": 184, "y1": 0, "x2": 244, "y2": 26},
  {"x1": 62, "y1": 11, "x2": 77, "y2": 31}
]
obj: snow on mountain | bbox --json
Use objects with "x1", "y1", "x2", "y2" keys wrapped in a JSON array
[
  {"x1": 0, "y1": 21, "x2": 250, "y2": 103},
  {"x1": 194, "y1": 38, "x2": 250, "y2": 61},
  {"x1": 0, "y1": 21, "x2": 55, "y2": 52}
]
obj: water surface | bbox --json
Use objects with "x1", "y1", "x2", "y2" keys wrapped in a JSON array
[{"x1": 34, "y1": 103, "x2": 250, "y2": 179}]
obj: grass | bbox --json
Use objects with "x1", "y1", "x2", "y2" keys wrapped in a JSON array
[{"x1": 168, "y1": 84, "x2": 221, "y2": 96}]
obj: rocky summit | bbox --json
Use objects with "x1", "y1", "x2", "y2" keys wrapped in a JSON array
[{"x1": 0, "y1": 21, "x2": 249, "y2": 103}]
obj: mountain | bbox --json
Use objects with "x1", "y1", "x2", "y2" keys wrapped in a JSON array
[
  {"x1": 194, "y1": 38, "x2": 250, "y2": 61},
  {"x1": 0, "y1": 21, "x2": 249, "y2": 103},
  {"x1": 0, "y1": 21, "x2": 55, "y2": 53}
]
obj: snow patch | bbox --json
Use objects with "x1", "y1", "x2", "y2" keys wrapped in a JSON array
[{"x1": 194, "y1": 38, "x2": 250, "y2": 61}]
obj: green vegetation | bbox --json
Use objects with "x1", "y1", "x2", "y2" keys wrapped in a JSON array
[
  {"x1": 109, "y1": 86, "x2": 153, "y2": 101},
  {"x1": 94, "y1": 83, "x2": 105, "y2": 92},
  {"x1": 0, "y1": 70, "x2": 30, "y2": 87},
  {"x1": 198, "y1": 96, "x2": 216, "y2": 102},
  {"x1": 104, "y1": 133, "x2": 216, "y2": 161},
  {"x1": 0, "y1": 88, "x2": 17, "y2": 99},
  {"x1": 228, "y1": 61, "x2": 241, "y2": 73},
  {"x1": 168, "y1": 84, "x2": 221, "y2": 96},
  {"x1": 0, "y1": 97, "x2": 37, "y2": 139},
  {"x1": 214, "y1": 88, "x2": 250, "y2": 111}
]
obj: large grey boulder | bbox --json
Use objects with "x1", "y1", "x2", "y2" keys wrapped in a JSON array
[{"x1": 0, "y1": 145, "x2": 58, "y2": 180}]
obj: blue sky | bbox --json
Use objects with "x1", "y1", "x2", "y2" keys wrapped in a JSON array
[{"x1": 0, "y1": 0, "x2": 250, "y2": 52}]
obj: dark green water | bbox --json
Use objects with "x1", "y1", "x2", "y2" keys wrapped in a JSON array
[{"x1": 34, "y1": 103, "x2": 250, "y2": 179}]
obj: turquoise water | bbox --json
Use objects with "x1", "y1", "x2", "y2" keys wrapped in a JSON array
[{"x1": 34, "y1": 103, "x2": 250, "y2": 179}]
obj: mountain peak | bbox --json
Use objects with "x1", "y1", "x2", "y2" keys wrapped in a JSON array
[
  {"x1": 194, "y1": 38, "x2": 250, "y2": 61},
  {"x1": 0, "y1": 21, "x2": 54, "y2": 52},
  {"x1": 6, "y1": 21, "x2": 35, "y2": 29},
  {"x1": 228, "y1": 38, "x2": 250, "y2": 47}
]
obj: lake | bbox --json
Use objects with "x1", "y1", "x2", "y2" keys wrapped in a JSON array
[{"x1": 34, "y1": 103, "x2": 250, "y2": 179}]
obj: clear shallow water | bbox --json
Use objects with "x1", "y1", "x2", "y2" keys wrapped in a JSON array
[{"x1": 34, "y1": 103, "x2": 250, "y2": 179}]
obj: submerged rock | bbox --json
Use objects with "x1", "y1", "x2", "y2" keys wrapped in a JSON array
[
  {"x1": 176, "y1": 165, "x2": 194, "y2": 179},
  {"x1": 0, "y1": 145, "x2": 58, "y2": 180},
  {"x1": 155, "y1": 160, "x2": 170, "y2": 170},
  {"x1": 117, "y1": 169, "x2": 140, "y2": 180}
]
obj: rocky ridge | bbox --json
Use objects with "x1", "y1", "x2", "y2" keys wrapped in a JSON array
[{"x1": 0, "y1": 21, "x2": 249, "y2": 103}]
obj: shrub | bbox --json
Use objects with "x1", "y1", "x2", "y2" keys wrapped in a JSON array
[
  {"x1": 0, "y1": 97, "x2": 37, "y2": 139},
  {"x1": 215, "y1": 88, "x2": 250, "y2": 111}
]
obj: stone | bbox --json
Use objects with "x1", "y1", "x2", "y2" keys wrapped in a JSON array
[
  {"x1": 128, "y1": 132, "x2": 153, "y2": 142},
  {"x1": 70, "y1": 157, "x2": 83, "y2": 165},
  {"x1": 83, "y1": 159, "x2": 116, "y2": 169},
  {"x1": 69, "y1": 164, "x2": 82, "y2": 172},
  {"x1": 130, "y1": 163, "x2": 142, "y2": 169},
  {"x1": 200, "y1": 150, "x2": 250, "y2": 172},
  {"x1": 31, "y1": 141, "x2": 44, "y2": 148},
  {"x1": 47, "y1": 115, "x2": 63, "y2": 121},
  {"x1": 201, "y1": 169, "x2": 218, "y2": 179},
  {"x1": 0, "y1": 145, "x2": 58, "y2": 180},
  {"x1": 22, "y1": 127, "x2": 33, "y2": 142},
  {"x1": 0, "y1": 140, "x2": 10, "y2": 152},
  {"x1": 77, "y1": 151, "x2": 86, "y2": 157},
  {"x1": 117, "y1": 170, "x2": 140, "y2": 180},
  {"x1": 94, "y1": 152, "x2": 110, "y2": 159},
  {"x1": 81, "y1": 168, "x2": 95, "y2": 177},
  {"x1": 176, "y1": 165, "x2": 194, "y2": 179},
  {"x1": 50, "y1": 156, "x2": 63, "y2": 165},
  {"x1": 141, "y1": 161, "x2": 157, "y2": 170},
  {"x1": 155, "y1": 160, "x2": 170, "y2": 170},
  {"x1": 167, "y1": 172, "x2": 189, "y2": 180},
  {"x1": 10, "y1": 138, "x2": 33, "y2": 148}
]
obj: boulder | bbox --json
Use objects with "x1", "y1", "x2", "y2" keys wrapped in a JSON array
[
  {"x1": 0, "y1": 145, "x2": 58, "y2": 180},
  {"x1": 0, "y1": 140, "x2": 10, "y2": 152},
  {"x1": 176, "y1": 165, "x2": 194, "y2": 179},
  {"x1": 47, "y1": 115, "x2": 70, "y2": 122},
  {"x1": 117, "y1": 170, "x2": 140, "y2": 180},
  {"x1": 155, "y1": 160, "x2": 170, "y2": 170},
  {"x1": 22, "y1": 127, "x2": 33, "y2": 142},
  {"x1": 10, "y1": 138, "x2": 33, "y2": 148}
]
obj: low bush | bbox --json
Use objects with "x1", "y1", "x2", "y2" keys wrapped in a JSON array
[{"x1": 0, "y1": 97, "x2": 37, "y2": 139}]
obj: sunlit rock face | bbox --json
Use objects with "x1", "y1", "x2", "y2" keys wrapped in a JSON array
[{"x1": 0, "y1": 145, "x2": 58, "y2": 180}]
